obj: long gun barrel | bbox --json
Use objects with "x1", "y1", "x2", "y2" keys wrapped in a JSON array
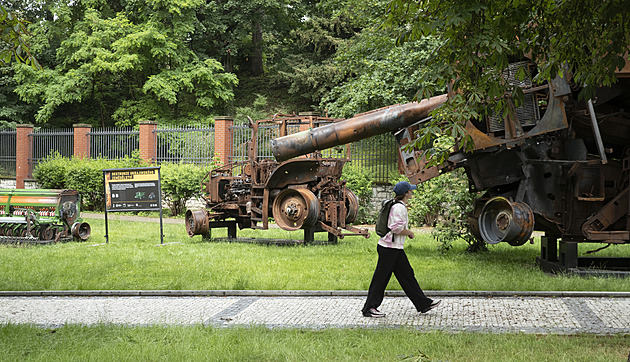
[{"x1": 271, "y1": 94, "x2": 448, "y2": 161}]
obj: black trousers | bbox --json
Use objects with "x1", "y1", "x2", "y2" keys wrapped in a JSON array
[{"x1": 362, "y1": 244, "x2": 432, "y2": 314}]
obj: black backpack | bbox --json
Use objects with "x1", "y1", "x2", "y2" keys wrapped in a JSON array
[{"x1": 375, "y1": 199, "x2": 400, "y2": 237}]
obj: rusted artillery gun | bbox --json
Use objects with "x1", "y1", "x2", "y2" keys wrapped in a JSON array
[
  {"x1": 271, "y1": 60, "x2": 630, "y2": 273},
  {"x1": 0, "y1": 189, "x2": 91, "y2": 244},
  {"x1": 186, "y1": 114, "x2": 374, "y2": 243}
]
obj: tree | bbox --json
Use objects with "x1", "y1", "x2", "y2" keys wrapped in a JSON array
[
  {"x1": 0, "y1": 3, "x2": 42, "y2": 126},
  {"x1": 13, "y1": 0, "x2": 238, "y2": 127},
  {"x1": 271, "y1": 0, "x2": 379, "y2": 109},
  {"x1": 384, "y1": 0, "x2": 630, "y2": 164},
  {"x1": 321, "y1": 28, "x2": 439, "y2": 117},
  {"x1": 192, "y1": 0, "x2": 300, "y2": 77}
]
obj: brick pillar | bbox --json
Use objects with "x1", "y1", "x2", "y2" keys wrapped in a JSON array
[
  {"x1": 214, "y1": 116, "x2": 233, "y2": 166},
  {"x1": 139, "y1": 121, "x2": 158, "y2": 164},
  {"x1": 73, "y1": 124, "x2": 91, "y2": 159},
  {"x1": 16, "y1": 124, "x2": 33, "y2": 189}
]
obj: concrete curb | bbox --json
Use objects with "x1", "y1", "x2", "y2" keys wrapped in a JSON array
[{"x1": 1, "y1": 290, "x2": 629, "y2": 298}]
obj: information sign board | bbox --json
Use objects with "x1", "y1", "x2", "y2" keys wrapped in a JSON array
[
  {"x1": 102, "y1": 167, "x2": 164, "y2": 243},
  {"x1": 104, "y1": 168, "x2": 161, "y2": 211}
]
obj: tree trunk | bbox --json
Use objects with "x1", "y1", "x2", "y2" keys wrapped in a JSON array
[{"x1": 251, "y1": 19, "x2": 263, "y2": 76}]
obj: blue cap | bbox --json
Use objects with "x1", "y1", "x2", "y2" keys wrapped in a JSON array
[{"x1": 393, "y1": 181, "x2": 417, "y2": 195}]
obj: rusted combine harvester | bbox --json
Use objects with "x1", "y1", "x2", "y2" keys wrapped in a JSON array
[
  {"x1": 270, "y1": 60, "x2": 630, "y2": 273},
  {"x1": 186, "y1": 114, "x2": 372, "y2": 243},
  {"x1": 0, "y1": 189, "x2": 91, "y2": 244}
]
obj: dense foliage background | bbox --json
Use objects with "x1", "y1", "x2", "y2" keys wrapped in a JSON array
[{"x1": 0, "y1": 0, "x2": 432, "y2": 129}]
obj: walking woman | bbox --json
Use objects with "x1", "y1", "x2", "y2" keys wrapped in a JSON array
[{"x1": 362, "y1": 181, "x2": 441, "y2": 317}]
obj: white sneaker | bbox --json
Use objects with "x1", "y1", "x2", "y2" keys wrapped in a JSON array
[{"x1": 363, "y1": 308, "x2": 386, "y2": 318}]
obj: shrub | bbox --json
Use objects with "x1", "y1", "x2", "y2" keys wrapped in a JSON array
[
  {"x1": 33, "y1": 152, "x2": 69, "y2": 189},
  {"x1": 392, "y1": 170, "x2": 483, "y2": 253},
  {"x1": 160, "y1": 161, "x2": 218, "y2": 216},
  {"x1": 34, "y1": 155, "x2": 143, "y2": 211},
  {"x1": 341, "y1": 163, "x2": 373, "y2": 223}
]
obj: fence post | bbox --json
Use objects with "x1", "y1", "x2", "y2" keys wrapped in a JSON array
[
  {"x1": 16, "y1": 124, "x2": 33, "y2": 189},
  {"x1": 299, "y1": 112, "x2": 317, "y2": 132},
  {"x1": 214, "y1": 116, "x2": 233, "y2": 166},
  {"x1": 73, "y1": 124, "x2": 91, "y2": 159},
  {"x1": 139, "y1": 120, "x2": 157, "y2": 164}
]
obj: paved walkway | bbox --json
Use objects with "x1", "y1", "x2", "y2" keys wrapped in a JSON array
[{"x1": 1, "y1": 291, "x2": 629, "y2": 335}]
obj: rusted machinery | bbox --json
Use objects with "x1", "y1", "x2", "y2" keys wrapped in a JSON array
[
  {"x1": 271, "y1": 60, "x2": 630, "y2": 273},
  {"x1": 186, "y1": 114, "x2": 370, "y2": 243},
  {"x1": 0, "y1": 189, "x2": 91, "y2": 244}
]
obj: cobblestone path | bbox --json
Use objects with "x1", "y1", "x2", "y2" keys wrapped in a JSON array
[{"x1": 1, "y1": 291, "x2": 629, "y2": 334}]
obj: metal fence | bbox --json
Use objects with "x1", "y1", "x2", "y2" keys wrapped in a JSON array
[
  {"x1": 0, "y1": 130, "x2": 16, "y2": 177},
  {"x1": 28, "y1": 128, "x2": 74, "y2": 178},
  {"x1": 88, "y1": 127, "x2": 139, "y2": 160},
  {"x1": 154, "y1": 125, "x2": 215, "y2": 166},
  {"x1": 9, "y1": 122, "x2": 397, "y2": 183},
  {"x1": 348, "y1": 133, "x2": 398, "y2": 184},
  {"x1": 228, "y1": 122, "x2": 303, "y2": 164},
  {"x1": 228, "y1": 124, "x2": 250, "y2": 165},
  {"x1": 228, "y1": 121, "x2": 396, "y2": 183}
]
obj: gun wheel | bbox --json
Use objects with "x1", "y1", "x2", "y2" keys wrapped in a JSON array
[
  {"x1": 343, "y1": 188, "x2": 359, "y2": 224},
  {"x1": 272, "y1": 189, "x2": 320, "y2": 231}
]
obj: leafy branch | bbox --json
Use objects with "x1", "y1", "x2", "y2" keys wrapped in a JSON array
[{"x1": 0, "y1": 5, "x2": 41, "y2": 70}]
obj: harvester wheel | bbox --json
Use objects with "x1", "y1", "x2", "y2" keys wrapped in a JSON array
[
  {"x1": 272, "y1": 188, "x2": 320, "y2": 231},
  {"x1": 343, "y1": 188, "x2": 359, "y2": 224},
  {"x1": 478, "y1": 197, "x2": 534, "y2": 246}
]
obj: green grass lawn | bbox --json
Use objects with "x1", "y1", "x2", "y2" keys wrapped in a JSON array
[
  {"x1": 1, "y1": 325, "x2": 628, "y2": 362},
  {"x1": 2, "y1": 216, "x2": 629, "y2": 361},
  {"x1": 1, "y1": 217, "x2": 629, "y2": 291}
]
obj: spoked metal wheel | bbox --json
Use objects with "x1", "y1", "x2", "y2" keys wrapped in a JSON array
[
  {"x1": 272, "y1": 188, "x2": 320, "y2": 231},
  {"x1": 478, "y1": 197, "x2": 534, "y2": 246},
  {"x1": 39, "y1": 225, "x2": 56, "y2": 241},
  {"x1": 343, "y1": 187, "x2": 359, "y2": 224}
]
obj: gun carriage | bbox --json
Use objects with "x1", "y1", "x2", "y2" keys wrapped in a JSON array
[
  {"x1": 185, "y1": 115, "x2": 371, "y2": 243},
  {"x1": 186, "y1": 56, "x2": 629, "y2": 272}
]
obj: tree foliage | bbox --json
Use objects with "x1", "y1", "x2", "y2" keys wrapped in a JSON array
[
  {"x1": 0, "y1": 4, "x2": 40, "y2": 69},
  {"x1": 322, "y1": 30, "x2": 439, "y2": 117},
  {"x1": 384, "y1": 0, "x2": 630, "y2": 164},
  {"x1": 13, "y1": 0, "x2": 238, "y2": 127}
]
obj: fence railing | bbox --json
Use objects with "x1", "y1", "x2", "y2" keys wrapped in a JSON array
[
  {"x1": 228, "y1": 124, "x2": 249, "y2": 166},
  {"x1": 154, "y1": 126, "x2": 215, "y2": 166},
  {"x1": 27, "y1": 128, "x2": 73, "y2": 178},
  {"x1": 227, "y1": 122, "x2": 395, "y2": 183},
  {"x1": 348, "y1": 133, "x2": 398, "y2": 183},
  {"x1": 88, "y1": 127, "x2": 139, "y2": 160},
  {"x1": 0, "y1": 130, "x2": 16, "y2": 177},
  {"x1": 10, "y1": 122, "x2": 398, "y2": 184}
]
